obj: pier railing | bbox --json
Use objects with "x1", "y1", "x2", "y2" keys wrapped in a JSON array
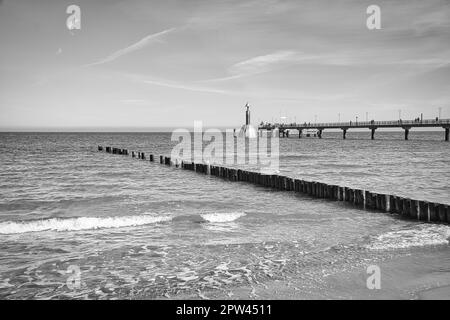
[
  {"x1": 260, "y1": 118, "x2": 450, "y2": 129},
  {"x1": 259, "y1": 118, "x2": 450, "y2": 140}
]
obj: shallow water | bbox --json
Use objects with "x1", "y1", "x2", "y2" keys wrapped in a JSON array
[{"x1": 0, "y1": 132, "x2": 449, "y2": 299}]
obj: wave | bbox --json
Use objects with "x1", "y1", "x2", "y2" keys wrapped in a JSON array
[
  {"x1": 171, "y1": 212, "x2": 246, "y2": 223},
  {"x1": 0, "y1": 212, "x2": 246, "y2": 235},
  {"x1": 366, "y1": 224, "x2": 450, "y2": 250},
  {"x1": 0, "y1": 215, "x2": 171, "y2": 234},
  {"x1": 201, "y1": 212, "x2": 246, "y2": 223}
]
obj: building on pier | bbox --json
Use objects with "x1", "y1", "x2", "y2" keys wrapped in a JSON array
[{"x1": 235, "y1": 103, "x2": 257, "y2": 138}]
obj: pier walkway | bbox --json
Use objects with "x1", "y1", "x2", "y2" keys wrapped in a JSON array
[{"x1": 258, "y1": 118, "x2": 450, "y2": 140}]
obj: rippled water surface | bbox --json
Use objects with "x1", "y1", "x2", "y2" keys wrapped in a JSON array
[{"x1": 0, "y1": 132, "x2": 449, "y2": 299}]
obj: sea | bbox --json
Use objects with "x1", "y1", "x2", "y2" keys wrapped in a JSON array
[{"x1": 0, "y1": 131, "x2": 449, "y2": 299}]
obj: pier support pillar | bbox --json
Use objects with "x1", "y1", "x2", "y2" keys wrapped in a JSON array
[
  {"x1": 445, "y1": 127, "x2": 449, "y2": 141},
  {"x1": 342, "y1": 129, "x2": 347, "y2": 140},
  {"x1": 318, "y1": 130, "x2": 323, "y2": 139},
  {"x1": 298, "y1": 130, "x2": 302, "y2": 138},
  {"x1": 371, "y1": 128, "x2": 376, "y2": 140},
  {"x1": 404, "y1": 127, "x2": 410, "y2": 140},
  {"x1": 286, "y1": 130, "x2": 289, "y2": 138}
]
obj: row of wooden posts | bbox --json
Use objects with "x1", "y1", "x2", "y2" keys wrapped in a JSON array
[{"x1": 98, "y1": 145, "x2": 450, "y2": 224}]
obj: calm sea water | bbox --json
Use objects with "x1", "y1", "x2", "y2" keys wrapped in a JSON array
[{"x1": 0, "y1": 131, "x2": 449, "y2": 299}]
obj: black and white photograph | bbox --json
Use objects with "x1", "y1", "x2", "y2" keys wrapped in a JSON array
[{"x1": 0, "y1": 0, "x2": 450, "y2": 306}]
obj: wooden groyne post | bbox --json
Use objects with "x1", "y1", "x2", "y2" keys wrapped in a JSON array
[{"x1": 97, "y1": 145, "x2": 450, "y2": 225}]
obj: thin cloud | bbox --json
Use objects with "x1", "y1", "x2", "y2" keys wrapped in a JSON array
[
  {"x1": 124, "y1": 73, "x2": 233, "y2": 95},
  {"x1": 136, "y1": 74, "x2": 351, "y2": 102},
  {"x1": 230, "y1": 50, "x2": 297, "y2": 75},
  {"x1": 142, "y1": 77, "x2": 350, "y2": 102},
  {"x1": 198, "y1": 51, "x2": 355, "y2": 83},
  {"x1": 199, "y1": 50, "x2": 298, "y2": 82},
  {"x1": 200, "y1": 49, "x2": 450, "y2": 83},
  {"x1": 84, "y1": 28, "x2": 176, "y2": 67},
  {"x1": 143, "y1": 79, "x2": 231, "y2": 95},
  {"x1": 120, "y1": 99, "x2": 148, "y2": 106}
]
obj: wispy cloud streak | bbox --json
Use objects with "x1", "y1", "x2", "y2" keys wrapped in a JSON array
[
  {"x1": 143, "y1": 79, "x2": 230, "y2": 94},
  {"x1": 85, "y1": 28, "x2": 176, "y2": 67},
  {"x1": 230, "y1": 50, "x2": 296, "y2": 75},
  {"x1": 200, "y1": 49, "x2": 450, "y2": 83},
  {"x1": 198, "y1": 50, "x2": 297, "y2": 82},
  {"x1": 124, "y1": 73, "x2": 232, "y2": 95}
]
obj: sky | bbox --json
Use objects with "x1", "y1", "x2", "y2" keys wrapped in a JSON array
[{"x1": 0, "y1": 0, "x2": 449, "y2": 130}]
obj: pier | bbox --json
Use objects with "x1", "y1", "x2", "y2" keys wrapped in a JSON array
[
  {"x1": 258, "y1": 119, "x2": 450, "y2": 140},
  {"x1": 97, "y1": 145, "x2": 450, "y2": 225}
]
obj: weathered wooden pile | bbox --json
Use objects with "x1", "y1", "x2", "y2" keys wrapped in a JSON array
[{"x1": 98, "y1": 145, "x2": 450, "y2": 224}]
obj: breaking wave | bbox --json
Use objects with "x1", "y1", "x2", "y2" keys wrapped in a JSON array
[
  {"x1": 0, "y1": 212, "x2": 246, "y2": 234},
  {"x1": 201, "y1": 212, "x2": 246, "y2": 223},
  {"x1": 366, "y1": 224, "x2": 450, "y2": 250},
  {"x1": 0, "y1": 215, "x2": 172, "y2": 234}
]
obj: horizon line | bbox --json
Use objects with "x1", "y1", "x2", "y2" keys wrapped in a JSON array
[{"x1": 0, "y1": 128, "x2": 445, "y2": 133}]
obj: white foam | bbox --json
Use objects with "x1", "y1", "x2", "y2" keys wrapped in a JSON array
[
  {"x1": 366, "y1": 224, "x2": 450, "y2": 250},
  {"x1": 0, "y1": 212, "x2": 247, "y2": 234},
  {"x1": 0, "y1": 215, "x2": 171, "y2": 234},
  {"x1": 201, "y1": 212, "x2": 246, "y2": 223}
]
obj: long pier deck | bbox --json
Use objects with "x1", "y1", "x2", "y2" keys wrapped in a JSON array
[{"x1": 258, "y1": 119, "x2": 450, "y2": 140}]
